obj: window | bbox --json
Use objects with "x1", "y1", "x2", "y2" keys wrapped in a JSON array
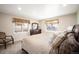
[
  {"x1": 22, "y1": 23, "x2": 29, "y2": 32},
  {"x1": 12, "y1": 18, "x2": 30, "y2": 32},
  {"x1": 15, "y1": 23, "x2": 22, "y2": 32},
  {"x1": 46, "y1": 19, "x2": 59, "y2": 31}
]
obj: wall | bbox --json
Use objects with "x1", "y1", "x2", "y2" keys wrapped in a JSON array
[
  {"x1": 0, "y1": 13, "x2": 77, "y2": 41},
  {"x1": 40, "y1": 13, "x2": 77, "y2": 32},
  {"x1": 77, "y1": 10, "x2": 79, "y2": 24},
  {"x1": 58, "y1": 13, "x2": 77, "y2": 31},
  {"x1": 0, "y1": 13, "x2": 39, "y2": 41}
]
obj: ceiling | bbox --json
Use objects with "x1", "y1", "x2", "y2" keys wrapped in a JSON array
[{"x1": 0, "y1": 4, "x2": 79, "y2": 20}]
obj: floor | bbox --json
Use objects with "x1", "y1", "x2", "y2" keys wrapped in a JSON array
[{"x1": 0, "y1": 41, "x2": 26, "y2": 54}]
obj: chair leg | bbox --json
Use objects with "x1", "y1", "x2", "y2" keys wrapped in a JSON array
[
  {"x1": 12, "y1": 40, "x2": 14, "y2": 44},
  {"x1": 4, "y1": 42, "x2": 6, "y2": 49},
  {"x1": 11, "y1": 36, "x2": 14, "y2": 44},
  {"x1": 3, "y1": 39, "x2": 7, "y2": 49}
]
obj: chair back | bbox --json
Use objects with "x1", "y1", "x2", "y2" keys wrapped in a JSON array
[
  {"x1": 72, "y1": 24, "x2": 79, "y2": 42},
  {"x1": 0, "y1": 32, "x2": 6, "y2": 39},
  {"x1": 72, "y1": 24, "x2": 79, "y2": 33}
]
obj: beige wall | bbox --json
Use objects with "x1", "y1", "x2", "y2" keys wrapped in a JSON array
[
  {"x1": 0, "y1": 13, "x2": 77, "y2": 41},
  {"x1": 40, "y1": 13, "x2": 77, "y2": 32},
  {"x1": 77, "y1": 10, "x2": 79, "y2": 24},
  {"x1": 0, "y1": 13, "x2": 39, "y2": 41},
  {"x1": 58, "y1": 13, "x2": 77, "y2": 31}
]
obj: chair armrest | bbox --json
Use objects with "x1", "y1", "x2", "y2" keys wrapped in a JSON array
[
  {"x1": 6, "y1": 35, "x2": 14, "y2": 41},
  {"x1": 6, "y1": 35, "x2": 12, "y2": 37},
  {"x1": 0, "y1": 38, "x2": 6, "y2": 43}
]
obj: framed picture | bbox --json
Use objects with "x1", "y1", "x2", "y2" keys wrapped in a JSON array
[{"x1": 32, "y1": 23, "x2": 39, "y2": 30}]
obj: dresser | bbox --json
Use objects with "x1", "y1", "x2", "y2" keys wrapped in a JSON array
[{"x1": 30, "y1": 29, "x2": 41, "y2": 35}]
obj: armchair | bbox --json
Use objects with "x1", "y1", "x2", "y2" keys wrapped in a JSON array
[{"x1": 0, "y1": 32, "x2": 14, "y2": 49}]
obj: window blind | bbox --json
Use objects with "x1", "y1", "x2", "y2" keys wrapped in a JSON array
[{"x1": 12, "y1": 18, "x2": 30, "y2": 24}]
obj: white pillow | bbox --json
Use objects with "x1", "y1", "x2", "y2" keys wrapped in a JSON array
[
  {"x1": 66, "y1": 26, "x2": 73, "y2": 32},
  {"x1": 42, "y1": 32, "x2": 57, "y2": 45}
]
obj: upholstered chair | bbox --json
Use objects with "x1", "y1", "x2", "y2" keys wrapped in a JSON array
[{"x1": 0, "y1": 32, "x2": 14, "y2": 49}]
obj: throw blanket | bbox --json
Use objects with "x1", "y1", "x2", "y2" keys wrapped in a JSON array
[
  {"x1": 59, "y1": 33, "x2": 79, "y2": 54},
  {"x1": 49, "y1": 32, "x2": 79, "y2": 54}
]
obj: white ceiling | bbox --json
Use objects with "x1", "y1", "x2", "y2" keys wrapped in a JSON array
[{"x1": 0, "y1": 4, "x2": 79, "y2": 20}]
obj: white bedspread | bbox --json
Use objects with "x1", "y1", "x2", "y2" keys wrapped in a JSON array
[{"x1": 22, "y1": 32, "x2": 56, "y2": 54}]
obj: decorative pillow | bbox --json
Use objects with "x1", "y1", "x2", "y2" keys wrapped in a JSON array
[{"x1": 66, "y1": 26, "x2": 73, "y2": 32}]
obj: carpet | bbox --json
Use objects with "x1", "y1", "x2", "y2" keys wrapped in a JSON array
[{"x1": 0, "y1": 41, "x2": 27, "y2": 54}]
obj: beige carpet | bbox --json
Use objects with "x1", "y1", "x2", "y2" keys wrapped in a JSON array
[{"x1": 0, "y1": 41, "x2": 26, "y2": 54}]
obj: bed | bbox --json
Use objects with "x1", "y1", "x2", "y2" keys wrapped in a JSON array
[{"x1": 22, "y1": 32, "x2": 57, "y2": 54}]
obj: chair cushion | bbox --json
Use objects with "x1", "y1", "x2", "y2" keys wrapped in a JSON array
[{"x1": 0, "y1": 38, "x2": 12, "y2": 44}]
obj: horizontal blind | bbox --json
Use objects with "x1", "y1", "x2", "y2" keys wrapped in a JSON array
[{"x1": 12, "y1": 18, "x2": 30, "y2": 23}]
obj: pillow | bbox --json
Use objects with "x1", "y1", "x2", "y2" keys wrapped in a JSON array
[
  {"x1": 42, "y1": 32, "x2": 57, "y2": 45},
  {"x1": 66, "y1": 26, "x2": 73, "y2": 32},
  {"x1": 49, "y1": 33, "x2": 57, "y2": 45}
]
